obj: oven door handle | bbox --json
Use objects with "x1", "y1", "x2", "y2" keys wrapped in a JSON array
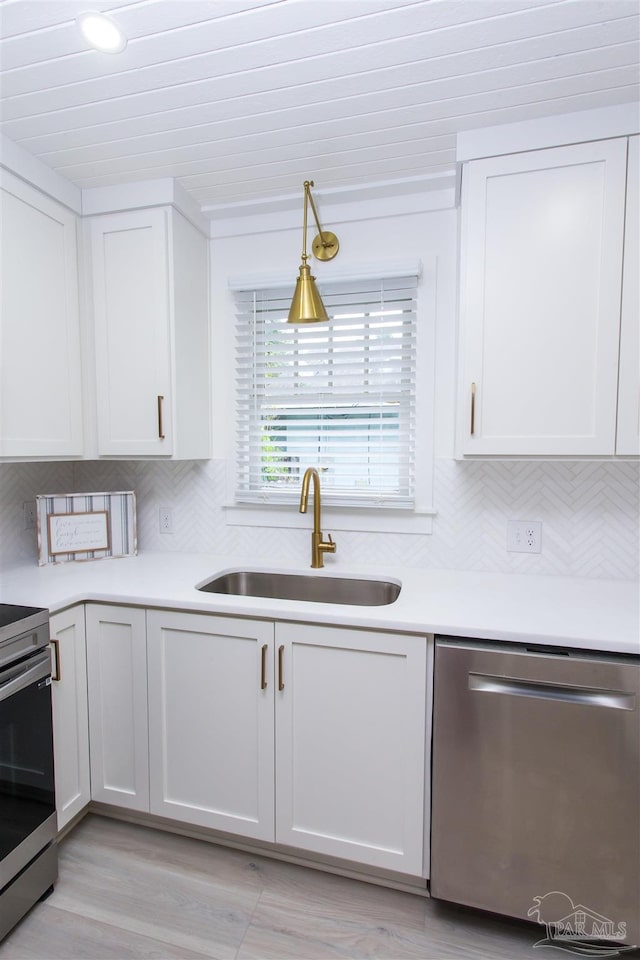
[{"x1": 0, "y1": 650, "x2": 51, "y2": 703}]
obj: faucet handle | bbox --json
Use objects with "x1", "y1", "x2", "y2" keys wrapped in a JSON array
[{"x1": 324, "y1": 533, "x2": 337, "y2": 554}]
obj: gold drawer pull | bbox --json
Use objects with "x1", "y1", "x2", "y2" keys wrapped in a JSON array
[
  {"x1": 157, "y1": 395, "x2": 165, "y2": 440},
  {"x1": 260, "y1": 644, "x2": 268, "y2": 690},
  {"x1": 51, "y1": 638, "x2": 61, "y2": 682},
  {"x1": 278, "y1": 645, "x2": 284, "y2": 692},
  {"x1": 470, "y1": 382, "x2": 476, "y2": 436}
]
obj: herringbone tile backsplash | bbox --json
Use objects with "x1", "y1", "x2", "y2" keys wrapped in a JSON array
[
  {"x1": 1, "y1": 458, "x2": 638, "y2": 579},
  {"x1": 0, "y1": 462, "x2": 74, "y2": 567}
]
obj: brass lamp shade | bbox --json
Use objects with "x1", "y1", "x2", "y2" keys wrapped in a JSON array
[{"x1": 288, "y1": 263, "x2": 329, "y2": 324}]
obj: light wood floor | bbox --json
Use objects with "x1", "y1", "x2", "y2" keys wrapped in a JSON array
[{"x1": 0, "y1": 814, "x2": 544, "y2": 959}]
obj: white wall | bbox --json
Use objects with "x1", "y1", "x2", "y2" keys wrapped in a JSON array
[
  {"x1": 1, "y1": 187, "x2": 637, "y2": 580},
  {"x1": 2, "y1": 454, "x2": 637, "y2": 578},
  {"x1": 208, "y1": 188, "x2": 458, "y2": 466},
  {"x1": 0, "y1": 462, "x2": 74, "y2": 568}
]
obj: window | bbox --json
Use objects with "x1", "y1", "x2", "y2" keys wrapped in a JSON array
[{"x1": 234, "y1": 272, "x2": 418, "y2": 509}]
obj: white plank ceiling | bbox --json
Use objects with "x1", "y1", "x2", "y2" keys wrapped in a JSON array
[{"x1": 0, "y1": 0, "x2": 638, "y2": 210}]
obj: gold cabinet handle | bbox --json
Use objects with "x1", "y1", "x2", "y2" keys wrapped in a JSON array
[
  {"x1": 278, "y1": 644, "x2": 284, "y2": 692},
  {"x1": 51, "y1": 638, "x2": 61, "y2": 682},
  {"x1": 157, "y1": 395, "x2": 165, "y2": 440},
  {"x1": 260, "y1": 643, "x2": 268, "y2": 690},
  {"x1": 470, "y1": 382, "x2": 476, "y2": 436}
]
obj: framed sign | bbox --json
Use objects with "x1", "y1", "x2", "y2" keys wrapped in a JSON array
[
  {"x1": 36, "y1": 491, "x2": 136, "y2": 565},
  {"x1": 48, "y1": 510, "x2": 110, "y2": 556}
]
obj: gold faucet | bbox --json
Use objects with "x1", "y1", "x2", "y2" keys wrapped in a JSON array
[{"x1": 299, "y1": 467, "x2": 337, "y2": 568}]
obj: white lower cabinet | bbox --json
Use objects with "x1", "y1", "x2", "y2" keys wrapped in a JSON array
[
  {"x1": 146, "y1": 610, "x2": 275, "y2": 840},
  {"x1": 84, "y1": 605, "x2": 429, "y2": 875},
  {"x1": 50, "y1": 606, "x2": 91, "y2": 830},
  {"x1": 145, "y1": 610, "x2": 428, "y2": 875},
  {"x1": 274, "y1": 622, "x2": 428, "y2": 875},
  {"x1": 85, "y1": 604, "x2": 149, "y2": 811}
]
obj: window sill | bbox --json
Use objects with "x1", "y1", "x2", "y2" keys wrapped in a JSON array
[{"x1": 224, "y1": 503, "x2": 434, "y2": 535}]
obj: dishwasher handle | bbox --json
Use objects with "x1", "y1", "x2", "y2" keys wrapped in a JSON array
[{"x1": 469, "y1": 673, "x2": 636, "y2": 711}]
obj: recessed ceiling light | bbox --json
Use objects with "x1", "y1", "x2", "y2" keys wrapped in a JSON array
[{"x1": 77, "y1": 12, "x2": 127, "y2": 54}]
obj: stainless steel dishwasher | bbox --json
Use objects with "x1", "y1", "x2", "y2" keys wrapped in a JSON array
[{"x1": 430, "y1": 638, "x2": 640, "y2": 949}]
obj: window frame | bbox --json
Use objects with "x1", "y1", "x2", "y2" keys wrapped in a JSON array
[{"x1": 226, "y1": 260, "x2": 436, "y2": 535}]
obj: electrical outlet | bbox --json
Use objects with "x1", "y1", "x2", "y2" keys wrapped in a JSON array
[
  {"x1": 507, "y1": 520, "x2": 542, "y2": 554},
  {"x1": 23, "y1": 501, "x2": 36, "y2": 530},
  {"x1": 159, "y1": 506, "x2": 173, "y2": 534}
]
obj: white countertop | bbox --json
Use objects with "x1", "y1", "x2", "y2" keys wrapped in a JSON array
[{"x1": 0, "y1": 552, "x2": 637, "y2": 656}]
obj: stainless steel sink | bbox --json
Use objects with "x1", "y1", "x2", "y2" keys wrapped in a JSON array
[{"x1": 197, "y1": 570, "x2": 401, "y2": 606}]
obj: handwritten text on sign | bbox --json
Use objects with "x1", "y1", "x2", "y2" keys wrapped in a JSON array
[{"x1": 48, "y1": 511, "x2": 110, "y2": 555}]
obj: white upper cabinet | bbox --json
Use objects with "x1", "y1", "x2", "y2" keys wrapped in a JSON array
[
  {"x1": 0, "y1": 172, "x2": 83, "y2": 458},
  {"x1": 616, "y1": 136, "x2": 640, "y2": 456},
  {"x1": 90, "y1": 206, "x2": 210, "y2": 458},
  {"x1": 456, "y1": 138, "x2": 629, "y2": 457}
]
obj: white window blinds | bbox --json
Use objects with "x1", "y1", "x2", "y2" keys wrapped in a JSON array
[{"x1": 234, "y1": 273, "x2": 417, "y2": 508}]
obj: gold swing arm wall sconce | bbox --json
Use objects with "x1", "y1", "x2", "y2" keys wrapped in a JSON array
[{"x1": 288, "y1": 180, "x2": 339, "y2": 324}]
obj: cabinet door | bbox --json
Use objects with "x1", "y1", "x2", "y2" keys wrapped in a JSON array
[
  {"x1": 85, "y1": 604, "x2": 149, "y2": 811},
  {"x1": 275, "y1": 623, "x2": 427, "y2": 875},
  {"x1": 458, "y1": 139, "x2": 627, "y2": 456},
  {"x1": 616, "y1": 135, "x2": 639, "y2": 455},
  {"x1": 0, "y1": 172, "x2": 83, "y2": 458},
  {"x1": 50, "y1": 606, "x2": 90, "y2": 830},
  {"x1": 91, "y1": 209, "x2": 173, "y2": 456},
  {"x1": 147, "y1": 610, "x2": 275, "y2": 840}
]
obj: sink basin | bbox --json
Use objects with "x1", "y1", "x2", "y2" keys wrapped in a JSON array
[{"x1": 197, "y1": 570, "x2": 401, "y2": 606}]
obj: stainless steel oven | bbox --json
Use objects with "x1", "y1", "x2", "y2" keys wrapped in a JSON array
[{"x1": 0, "y1": 604, "x2": 57, "y2": 941}]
